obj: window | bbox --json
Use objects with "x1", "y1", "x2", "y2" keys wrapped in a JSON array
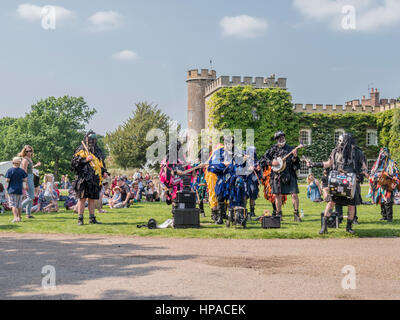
[
  {"x1": 300, "y1": 160, "x2": 311, "y2": 176},
  {"x1": 366, "y1": 129, "x2": 378, "y2": 146},
  {"x1": 367, "y1": 159, "x2": 376, "y2": 174},
  {"x1": 299, "y1": 129, "x2": 311, "y2": 146},
  {"x1": 334, "y1": 129, "x2": 345, "y2": 145}
]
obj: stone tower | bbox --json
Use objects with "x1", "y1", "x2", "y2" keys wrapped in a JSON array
[{"x1": 187, "y1": 69, "x2": 216, "y2": 134}]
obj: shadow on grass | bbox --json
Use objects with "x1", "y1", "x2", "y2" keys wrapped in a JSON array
[
  {"x1": 354, "y1": 228, "x2": 400, "y2": 238},
  {"x1": 0, "y1": 235, "x2": 195, "y2": 299},
  {"x1": 0, "y1": 224, "x2": 20, "y2": 231}
]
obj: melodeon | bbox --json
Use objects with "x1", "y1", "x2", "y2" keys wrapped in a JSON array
[
  {"x1": 328, "y1": 171, "x2": 357, "y2": 199},
  {"x1": 378, "y1": 171, "x2": 399, "y2": 192}
]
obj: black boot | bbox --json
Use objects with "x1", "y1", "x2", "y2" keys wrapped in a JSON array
[
  {"x1": 211, "y1": 208, "x2": 218, "y2": 222},
  {"x1": 250, "y1": 205, "x2": 256, "y2": 217},
  {"x1": 78, "y1": 215, "x2": 84, "y2": 226},
  {"x1": 277, "y1": 211, "x2": 283, "y2": 221},
  {"x1": 199, "y1": 202, "x2": 205, "y2": 218},
  {"x1": 89, "y1": 215, "x2": 102, "y2": 225},
  {"x1": 294, "y1": 209, "x2": 302, "y2": 222},
  {"x1": 216, "y1": 203, "x2": 224, "y2": 225},
  {"x1": 319, "y1": 216, "x2": 328, "y2": 235},
  {"x1": 386, "y1": 202, "x2": 393, "y2": 223},
  {"x1": 346, "y1": 219, "x2": 355, "y2": 235},
  {"x1": 272, "y1": 203, "x2": 277, "y2": 217},
  {"x1": 222, "y1": 202, "x2": 228, "y2": 219},
  {"x1": 380, "y1": 204, "x2": 387, "y2": 221}
]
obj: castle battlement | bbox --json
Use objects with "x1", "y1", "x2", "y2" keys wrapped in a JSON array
[
  {"x1": 293, "y1": 102, "x2": 400, "y2": 114},
  {"x1": 205, "y1": 74, "x2": 287, "y2": 97},
  {"x1": 187, "y1": 69, "x2": 217, "y2": 81}
]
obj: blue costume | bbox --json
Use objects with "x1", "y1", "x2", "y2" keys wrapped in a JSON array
[
  {"x1": 208, "y1": 142, "x2": 247, "y2": 224},
  {"x1": 244, "y1": 147, "x2": 262, "y2": 216}
]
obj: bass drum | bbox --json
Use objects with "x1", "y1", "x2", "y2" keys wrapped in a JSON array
[{"x1": 328, "y1": 171, "x2": 356, "y2": 199}]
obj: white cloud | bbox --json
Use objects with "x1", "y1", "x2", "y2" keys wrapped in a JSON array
[
  {"x1": 17, "y1": 3, "x2": 74, "y2": 22},
  {"x1": 293, "y1": 0, "x2": 400, "y2": 31},
  {"x1": 112, "y1": 50, "x2": 139, "y2": 61},
  {"x1": 89, "y1": 11, "x2": 123, "y2": 31},
  {"x1": 220, "y1": 15, "x2": 268, "y2": 38}
]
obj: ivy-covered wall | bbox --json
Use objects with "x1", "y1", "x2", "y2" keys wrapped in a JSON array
[{"x1": 207, "y1": 86, "x2": 396, "y2": 173}]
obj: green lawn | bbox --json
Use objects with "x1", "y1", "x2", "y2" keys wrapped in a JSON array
[{"x1": 0, "y1": 186, "x2": 399, "y2": 239}]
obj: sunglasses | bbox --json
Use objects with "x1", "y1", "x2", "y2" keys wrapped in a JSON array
[{"x1": 26, "y1": 150, "x2": 33, "y2": 152}]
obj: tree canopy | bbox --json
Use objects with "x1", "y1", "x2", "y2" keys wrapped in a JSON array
[
  {"x1": 105, "y1": 102, "x2": 172, "y2": 169},
  {"x1": 0, "y1": 96, "x2": 96, "y2": 180}
]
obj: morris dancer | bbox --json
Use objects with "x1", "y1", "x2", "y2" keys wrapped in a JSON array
[
  {"x1": 368, "y1": 148, "x2": 399, "y2": 222},
  {"x1": 206, "y1": 136, "x2": 237, "y2": 225},
  {"x1": 261, "y1": 166, "x2": 287, "y2": 217},
  {"x1": 244, "y1": 146, "x2": 262, "y2": 217},
  {"x1": 260, "y1": 131, "x2": 301, "y2": 222},
  {"x1": 193, "y1": 148, "x2": 209, "y2": 217},
  {"x1": 159, "y1": 140, "x2": 191, "y2": 207},
  {"x1": 71, "y1": 131, "x2": 108, "y2": 225},
  {"x1": 307, "y1": 133, "x2": 368, "y2": 234}
]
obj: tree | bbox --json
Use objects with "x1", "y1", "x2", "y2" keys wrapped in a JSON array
[
  {"x1": 389, "y1": 109, "x2": 400, "y2": 163},
  {"x1": 105, "y1": 102, "x2": 172, "y2": 169},
  {"x1": 0, "y1": 96, "x2": 96, "y2": 180}
]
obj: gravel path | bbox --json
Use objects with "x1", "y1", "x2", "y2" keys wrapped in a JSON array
[{"x1": 1, "y1": 233, "x2": 399, "y2": 300}]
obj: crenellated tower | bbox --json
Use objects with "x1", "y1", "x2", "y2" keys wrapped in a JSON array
[{"x1": 187, "y1": 69, "x2": 216, "y2": 134}]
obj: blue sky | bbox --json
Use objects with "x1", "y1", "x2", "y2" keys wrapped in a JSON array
[{"x1": 0, "y1": 0, "x2": 399, "y2": 134}]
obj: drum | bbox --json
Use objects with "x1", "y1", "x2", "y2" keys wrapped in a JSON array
[{"x1": 328, "y1": 171, "x2": 356, "y2": 199}]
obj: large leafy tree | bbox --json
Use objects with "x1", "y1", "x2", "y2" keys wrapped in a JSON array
[
  {"x1": 105, "y1": 102, "x2": 172, "y2": 169},
  {"x1": 0, "y1": 96, "x2": 96, "y2": 180}
]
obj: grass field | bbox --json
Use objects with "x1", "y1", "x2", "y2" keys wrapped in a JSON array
[{"x1": 0, "y1": 186, "x2": 399, "y2": 239}]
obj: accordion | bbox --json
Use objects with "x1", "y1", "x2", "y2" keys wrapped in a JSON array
[
  {"x1": 377, "y1": 171, "x2": 398, "y2": 191},
  {"x1": 328, "y1": 171, "x2": 356, "y2": 199}
]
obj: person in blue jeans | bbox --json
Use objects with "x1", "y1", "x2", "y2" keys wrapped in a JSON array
[{"x1": 19, "y1": 145, "x2": 41, "y2": 219}]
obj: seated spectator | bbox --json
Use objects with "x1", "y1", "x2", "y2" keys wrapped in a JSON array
[
  {"x1": 0, "y1": 183, "x2": 8, "y2": 213},
  {"x1": 42, "y1": 174, "x2": 59, "y2": 212},
  {"x1": 307, "y1": 174, "x2": 323, "y2": 202},
  {"x1": 109, "y1": 186, "x2": 122, "y2": 209},
  {"x1": 102, "y1": 182, "x2": 111, "y2": 205},
  {"x1": 145, "y1": 181, "x2": 160, "y2": 202},
  {"x1": 64, "y1": 188, "x2": 78, "y2": 211},
  {"x1": 113, "y1": 177, "x2": 132, "y2": 209},
  {"x1": 130, "y1": 182, "x2": 141, "y2": 203}
]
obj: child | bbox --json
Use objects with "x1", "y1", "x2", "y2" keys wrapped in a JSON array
[
  {"x1": 43, "y1": 174, "x2": 58, "y2": 212},
  {"x1": 5, "y1": 157, "x2": 27, "y2": 222},
  {"x1": 108, "y1": 186, "x2": 122, "y2": 208}
]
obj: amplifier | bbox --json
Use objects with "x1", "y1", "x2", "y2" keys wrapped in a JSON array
[
  {"x1": 174, "y1": 191, "x2": 196, "y2": 209},
  {"x1": 173, "y1": 208, "x2": 200, "y2": 229},
  {"x1": 261, "y1": 216, "x2": 281, "y2": 229}
]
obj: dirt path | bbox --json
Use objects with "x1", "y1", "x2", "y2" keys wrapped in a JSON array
[{"x1": 1, "y1": 233, "x2": 399, "y2": 300}]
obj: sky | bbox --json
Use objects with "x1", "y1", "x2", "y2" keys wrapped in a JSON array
[{"x1": 0, "y1": 0, "x2": 399, "y2": 135}]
